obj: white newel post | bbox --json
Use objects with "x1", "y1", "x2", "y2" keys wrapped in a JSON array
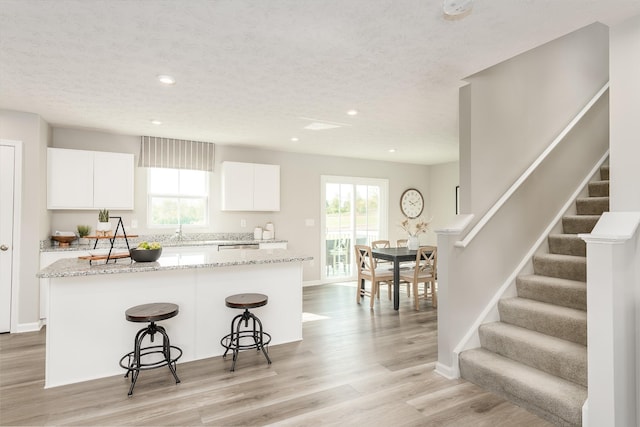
[
  {"x1": 580, "y1": 212, "x2": 640, "y2": 427},
  {"x1": 434, "y1": 214, "x2": 474, "y2": 379}
]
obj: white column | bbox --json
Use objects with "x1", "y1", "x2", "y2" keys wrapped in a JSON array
[{"x1": 581, "y1": 212, "x2": 640, "y2": 426}]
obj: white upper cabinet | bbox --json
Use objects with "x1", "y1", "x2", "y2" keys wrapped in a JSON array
[
  {"x1": 47, "y1": 148, "x2": 94, "y2": 209},
  {"x1": 221, "y1": 161, "x2": 280, "y2": 211},
  {"x1": 47, "y1": 148, "x2": 134, "y2": 210},
  {"x1": 93, "y1": 151, "x2": 134, "y2": 209}
]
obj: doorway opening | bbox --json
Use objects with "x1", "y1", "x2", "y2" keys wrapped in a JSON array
[{"x1": 321, "y1": 176, "x2": 388, "y2": 281}]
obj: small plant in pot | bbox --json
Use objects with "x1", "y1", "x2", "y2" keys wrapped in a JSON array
[
  {"x1": 77, "y1": 225, "x2": 91, "y2": 243},
  {"x1": 96, "y1": 209, "x2": 111, "y2": 236}
]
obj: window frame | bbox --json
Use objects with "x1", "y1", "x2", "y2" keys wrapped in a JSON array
[{"x1": 146, "y1": 167, "x2": 210, "y2": 229}]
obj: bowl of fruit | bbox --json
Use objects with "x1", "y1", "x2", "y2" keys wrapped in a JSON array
[{"x1": 129, "y1": 241, "x2": 162, "y2": 262}]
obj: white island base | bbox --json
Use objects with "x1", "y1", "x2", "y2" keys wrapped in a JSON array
[{"x1": 46, "y1": 261, "x2": 303, "y2": 388}]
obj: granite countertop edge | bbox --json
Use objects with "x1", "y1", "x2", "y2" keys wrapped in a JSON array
[{"x1": 38, "y1": 252, "x2": 312, "y2": 278}]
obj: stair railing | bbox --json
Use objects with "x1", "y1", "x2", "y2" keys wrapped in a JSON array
[{"x1": 455, "y1": 82, "x2": 609, "y2": 249}]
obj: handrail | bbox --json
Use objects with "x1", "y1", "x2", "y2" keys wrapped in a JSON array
[{"x1": 454, "y1": 82, "x2": 609, "y2": 248}]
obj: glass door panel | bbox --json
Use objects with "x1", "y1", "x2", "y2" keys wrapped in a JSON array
[{"x1": 322, "y1": 177, "x2": 388, "y2": 281}]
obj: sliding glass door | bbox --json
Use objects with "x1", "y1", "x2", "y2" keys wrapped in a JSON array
[{"x1": 321, "y1": 176, "x2": 388, "y2": 281}]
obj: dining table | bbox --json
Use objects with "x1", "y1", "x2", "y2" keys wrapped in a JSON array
[{"x1": 370, "y1": 247, "x2": 418, "y2": 310}]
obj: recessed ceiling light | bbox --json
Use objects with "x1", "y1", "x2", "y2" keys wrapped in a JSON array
[
  {"x1": 157, "y1": 75, "x2": 176, "y2": 85},
  {"x1": 304, "y1": 122, "x2": 341, "y2": 130},
  {"x1": 388, "y1": 148, "x2": 396, "y2": 153},
  {"x1": 347, "y1": 109, "x2": 358, "y2": 116},
  {"x1": 291, "y1": 137, "x2": 299, "y2": 142},
  {"x1": 151, "y1": 120, "x2": 162, "y2": 125}
]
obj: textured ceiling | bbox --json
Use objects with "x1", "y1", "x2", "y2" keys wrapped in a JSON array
[{"x1": 1, "y1": 1, "x2": 639, "y2": 165}]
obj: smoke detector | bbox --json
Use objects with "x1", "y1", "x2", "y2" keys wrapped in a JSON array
[{"x1": 443, "y1": 0, "x2": 473, "y2": 18}]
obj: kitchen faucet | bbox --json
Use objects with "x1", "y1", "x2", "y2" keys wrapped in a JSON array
[{"x1": 173, "y1": 224, "x2": 183, "y2": 241}]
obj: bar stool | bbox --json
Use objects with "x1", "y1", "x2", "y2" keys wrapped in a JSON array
[
  {"x1": 119, "y1": 302, "x2": 183, "y2": 396},
  {"x1": 220, "y1": 293, "x2": 272, "y2": 371}
]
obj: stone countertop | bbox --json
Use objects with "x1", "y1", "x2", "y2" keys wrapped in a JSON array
[
  {"x1": 40, "y1": 238, "x2": 288, "y2": 253},
  {"x1": 38, "y1": 248, "x2": 311, "y2": 278}
]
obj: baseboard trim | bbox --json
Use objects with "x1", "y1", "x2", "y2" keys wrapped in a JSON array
[
  {"x1": 15, "y1": 321, "x2": 43, "y2": 333},
  {"x1": 435, "y1": 361, "x2": 460, "y2": 379}
]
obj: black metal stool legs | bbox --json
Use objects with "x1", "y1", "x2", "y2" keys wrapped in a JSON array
[
  {"x1": 221, "y1": 308, "x2": 272, "y2": 372},
  {"x1": 120, "y1": 321, "x2": 183, "y2": 396}
]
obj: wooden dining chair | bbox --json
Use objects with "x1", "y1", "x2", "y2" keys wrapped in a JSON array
[
  {"x1": 400, "y1": 246, "x2": 437, "y2": 310},
  {"x1": 371, "y1": 240, "x2": 393, "y2": 299},
  {"x1": 394, "y1": 239, "x2": 413, "y2": 297},
  {"x1": 354, "y1": 245, "x2": 394, "y2": 308}
]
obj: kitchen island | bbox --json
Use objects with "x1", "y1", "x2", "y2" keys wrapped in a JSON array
[{"x1": 38, "y1": 247, "x2": 311, "y2": 388}]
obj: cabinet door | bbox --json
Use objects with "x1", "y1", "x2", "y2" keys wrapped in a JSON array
[
  {"x1": 93, "y1": 152, "x2": 134, "y2": 209},
  {"x1": 259, "y1": 242, "x2": 287, "y2": 249},
  {"x1": 47, "y1": 148, "x2": 94, "y2": 209},
  {"x1": 253, "y1": 164, "x2": 280, "y2": 211},
  {"x1": 221, "y1": 162, "x2": 254, "y2": 211}
]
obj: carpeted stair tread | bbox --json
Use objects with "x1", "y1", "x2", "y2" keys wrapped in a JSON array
[
  {"x1": 588, "y1": 180, "x2": 609, "y2": 197},
  {"x1": 575, "y1": 196, "x2": 609, "y2": 215},
  {"x1": 533, "y1": 253, "x2": 586, "y2": 282},
  {"x1": 516, "y1": 274, "x2": 586, "y2": 311},
  {"x1": 459, "y1": 348, "x2": 586, "y2": 426},
  {"x1": 600, "y1": 165, "x2": 609, "y2": 180},
  {"x1": 548, "y1": 234, "x2": 586, "y2": 257},
  {"x1": 562, "y1": 215, "x2": 601, "y2": 234},
  {"x1": 498, "y1": 297, "x2": 586, "y2": 345},
  {"x1": 479, "y1": 322, "x2": 587, "y2": 386}
]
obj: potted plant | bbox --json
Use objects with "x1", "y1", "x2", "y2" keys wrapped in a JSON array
[
  {"x1": 96, "y1": 209, "x2": 111, "y2": 236},
  {"x1": 399, "y1": 217, "x2": 431, "y2": 249},
  {"x1": 77, "y1": 225, "x2": 91, "y2": 244}
]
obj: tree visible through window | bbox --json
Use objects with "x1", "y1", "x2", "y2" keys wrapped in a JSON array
[{"x1": 147, "y1": 168, "x2": 208, "y2": 227}]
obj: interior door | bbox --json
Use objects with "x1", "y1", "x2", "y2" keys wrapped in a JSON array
[{"x1": 0, "y1": 144, "x2": 16, "y2": 333}]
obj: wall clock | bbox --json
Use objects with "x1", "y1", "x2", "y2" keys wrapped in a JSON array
[{"x1": 400, "y1": 188, "x2": 424, "y2": 218}]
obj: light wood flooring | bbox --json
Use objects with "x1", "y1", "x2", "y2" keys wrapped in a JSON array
[{"x1": 0, "y1": 283, "x2": 551, "y2": 426}]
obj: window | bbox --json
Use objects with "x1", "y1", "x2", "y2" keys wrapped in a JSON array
[{"x1": 147, "y1": 168, "x2": 208, "y2": 227}]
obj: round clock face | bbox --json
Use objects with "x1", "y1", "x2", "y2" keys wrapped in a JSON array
[{"x1": 400, "y1": 188, "x2": 424, "y2": 218}]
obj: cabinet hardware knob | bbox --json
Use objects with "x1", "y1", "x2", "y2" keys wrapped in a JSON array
[{"x1": 0, "y1": 245, "x2": 8, "y2": 251}]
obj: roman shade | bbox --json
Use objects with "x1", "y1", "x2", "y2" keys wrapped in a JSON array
[{"x1": 139, "y1": 136, "x2": 215, "y2": 172}]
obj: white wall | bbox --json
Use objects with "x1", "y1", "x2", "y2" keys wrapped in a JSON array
[
  {"x1": 610, "y1": 14, "x2": 640, "y2": 212},
  {"x1": 608, "y1": 13, "x2": 640, "y2": 425},
  {"x1": 461, "y1": 22, "x2": 609, "y2": 220},
  {"x1": 0, "y1": 109, "x2": 50, "y2": 327},
  {"x1": 427, "y1": 161, "x2": 459, "y2": 245}
]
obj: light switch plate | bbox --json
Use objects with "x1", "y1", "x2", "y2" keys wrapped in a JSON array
[{"x1": 305, "y1": 219, "x2": 315, "y2": 227}]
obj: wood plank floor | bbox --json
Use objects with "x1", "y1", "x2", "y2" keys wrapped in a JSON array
[{"x1": 0, "y1": 283, "x2": 552, "y2": 426}]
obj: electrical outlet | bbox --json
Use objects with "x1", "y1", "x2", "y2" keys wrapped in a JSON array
[{"x1": 240, "y1": 219, "x2": 246, "y2": 228}]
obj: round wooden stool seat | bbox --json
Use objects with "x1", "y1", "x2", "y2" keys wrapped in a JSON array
[
  {"x1": 225, "y1": 293, "x2": 268, "y2": 310},
  {"x1": 125, "y1": 302, "x2": 179, "y2": 323}
]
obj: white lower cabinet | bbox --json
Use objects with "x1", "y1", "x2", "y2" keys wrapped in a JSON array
[{"x1": 259, "y1": 242, "x2": 287, "y2": 249}]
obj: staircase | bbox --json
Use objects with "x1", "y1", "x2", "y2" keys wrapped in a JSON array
[{"x1": 459, "y1": 164, "x2": 609, "y2": 426}]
